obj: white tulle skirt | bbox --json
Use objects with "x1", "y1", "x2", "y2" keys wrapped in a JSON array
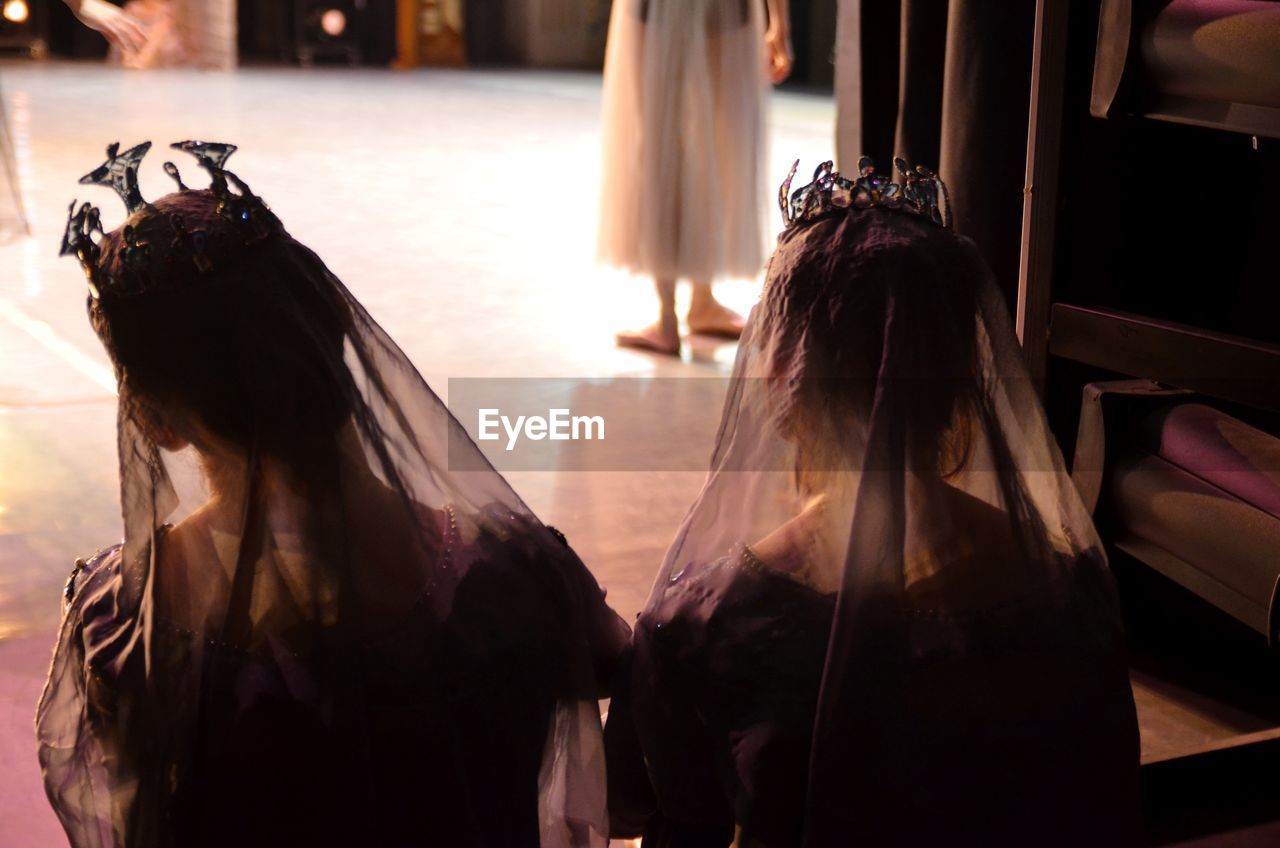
[
  {"x1": 598, "y1": 0, "x2": 769, "y2": 282},
  {"x1": 175, "y1": 0, "x2": 236, "y2": 69}
]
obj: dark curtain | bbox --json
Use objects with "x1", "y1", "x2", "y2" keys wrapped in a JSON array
[
  {"x1": 237, "y1": 1, "x2": 396, "y2": 65},
  {"x1": 788, "y1": 0, "x2": 839, "y2": 88},
  {"x1": 47, "y1": 0, "x2": 110, "y2": 58},
  {"x1": 836, "y1": 0, "x2": 1036, "y2": 307},
  {"x1": 465, "y1": 0, "x2": 507, "y2": 65}
]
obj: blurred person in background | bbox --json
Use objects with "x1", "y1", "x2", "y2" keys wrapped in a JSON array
[
  {"x1": 599, "y1": 0, "x2": 793, "y2": 356},
  {"x1": 65, "y1": 0, "x2": 235, "y2": 68}
]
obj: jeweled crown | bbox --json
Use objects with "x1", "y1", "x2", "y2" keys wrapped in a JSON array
[
  {"x1": 60, "y1": 140, "x2": 281, "y2": 302},
  {"x1": 779, "y1": 157, "x2": 952, "y2": 231}
]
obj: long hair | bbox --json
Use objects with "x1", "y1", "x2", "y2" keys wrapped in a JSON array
[
  {"x1": 91, "y1": 190, "x2": 356, "y2": 486},
  {"x1": 759, "y1": 206, "x2": 1050, "y2": 564}
]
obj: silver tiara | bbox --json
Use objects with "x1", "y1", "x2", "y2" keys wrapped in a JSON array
[
  {"x1": 779, "y1": 157, "x2": 953, "y2": 230},
  {"x1": 60, "y1": 140, "x2": 280, "y2": 301}
]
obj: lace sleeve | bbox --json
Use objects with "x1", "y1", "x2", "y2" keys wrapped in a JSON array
[
  {"x1": 61, "y1": 543, "x2": 123, "y2": 611},
  {"x1": 38, "y1": 541, "x2": 131, "y2": 847}
]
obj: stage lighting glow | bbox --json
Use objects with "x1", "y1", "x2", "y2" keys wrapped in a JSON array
[
  {"x1": 2, "y1": 0, "x2": 30, "y2": 24},
  {"x1": 320, "y1": 8, "x2": 347, "y2": 37}
]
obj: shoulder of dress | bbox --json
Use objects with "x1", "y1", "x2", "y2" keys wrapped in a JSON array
[
  {"x1": 62, "y1": 542, "x2": 124, "y2": 608},
  {"x1": 639, "y1": 556, "x2": 735, "y2": 638},
  {"x1": 544, "y1": 524, "x2": 570, "y2": 549},
  {"x1": 473, "y1": 502, "x2": 579, "y2": 555}
]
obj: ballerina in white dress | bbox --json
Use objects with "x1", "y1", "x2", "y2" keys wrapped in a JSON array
[
  {"x1": 599, "y1": 0, "x2": 793, "y2": 355},
  {"x1": 66, "y1": 0, "x2": 235, "y2": 69}
]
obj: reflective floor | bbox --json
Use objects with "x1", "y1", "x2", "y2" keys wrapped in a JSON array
[{"x1": 0, "y1": 60, "x2": 835, "y2": 842}]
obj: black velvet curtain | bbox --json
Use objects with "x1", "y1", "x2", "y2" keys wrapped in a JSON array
[{"x1": 836, "y1": 0, "x2": 1036, "y2": 307}]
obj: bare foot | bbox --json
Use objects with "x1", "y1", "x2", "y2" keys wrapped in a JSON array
[
  {"x1": 687, "y1": 301, "x2": 746, "y2": 339},
  {"x1": 615, "y1": 322, "x2": 680, "y2": 355}
]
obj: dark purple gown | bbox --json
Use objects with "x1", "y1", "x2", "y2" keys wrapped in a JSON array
[
  {"x1": 51, "y1": 509, "x2": 626, "y2": 848},
  {"x1": 606, "y1": 550, "x2": 1142, "y2": 848}
]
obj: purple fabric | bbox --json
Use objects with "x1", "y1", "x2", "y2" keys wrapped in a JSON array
[{"x1": 1151, "y1": 404, "x2": 1280, "y2": 519}]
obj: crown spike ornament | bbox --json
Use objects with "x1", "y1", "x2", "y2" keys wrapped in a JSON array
[
  {"x1": 163, "y1": 161, "x2": 189, "y2": 192},
  {"x1": 78, "y1": 141, "x2": 153, "y2": 214},
  {"x1": 60, "y1": 140, "x2": 280, "y2": 303},
  {"x1": 170, "y1": 140, "x2": 238, "y2": 194},
  {"x1": 778, "y1": 157, "x2": 953, "y2": 231},
  {"x1": 59, "y1": 201, "x2": 107, "y2": 299}
]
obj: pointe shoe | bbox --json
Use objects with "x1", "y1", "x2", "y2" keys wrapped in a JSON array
[{"x1": 615, "y1": 323, "x2": 681, "y2": 356}]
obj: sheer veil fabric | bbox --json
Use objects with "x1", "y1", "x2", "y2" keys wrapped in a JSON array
[
  {"x1": 637, "y1": 206, "x2": 1143, "y2": 843},
  {"x1": 37, "y1": 188, "x2": 628, "y2": 847},
  {"x1": 598, "y1": 0, "x2": 769, "y2": 281}
]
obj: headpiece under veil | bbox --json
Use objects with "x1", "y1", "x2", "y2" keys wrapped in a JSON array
[
  {"x1": 38, "y1": 144, "x2": 628, "y2": 848},
  {"x1": 640, "y1": 167, "x2": 1142, "y2": 843}
]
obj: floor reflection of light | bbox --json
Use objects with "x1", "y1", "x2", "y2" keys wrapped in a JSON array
[
  {"x1": 0, "y1": 298, "x2": 117, "y2": 394},
  {"x1": 6, "y1": 88, "x2": 33, "y2": 232},
  {"x1": 20, "y1": 237, "x2": 41, "y2": 297}
]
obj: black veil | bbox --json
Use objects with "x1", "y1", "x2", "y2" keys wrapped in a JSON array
[
  {"x1": 38, "y1": 149, "x2": 627, "y2": 847},
  {"x1": 637, "y1": 167, "x2": 1142, "y2": 843}
]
